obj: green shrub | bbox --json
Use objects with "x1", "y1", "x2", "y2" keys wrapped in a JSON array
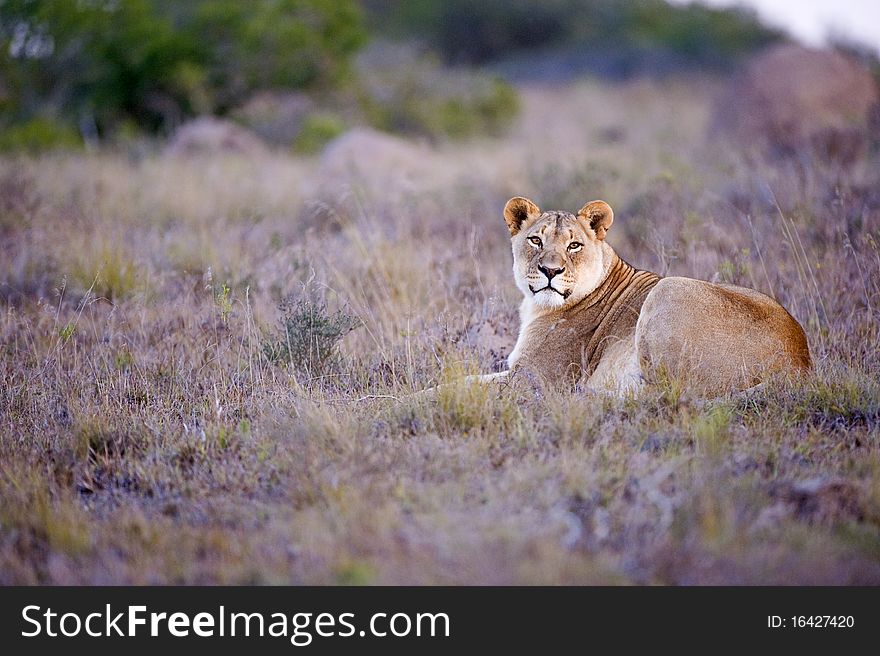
[
  {"x1": 356, "y1": 45, "x2": 519, "y2": 140},
  {"x1": 70, "y1": 246, "x2": 140, "y2": 301},
  {"x1": 0, "y1": 118, "x2": 81, "y2": 152},
  {"x1": 263, "y1": 298, "x2": 360, "y2": 377},
  {"x1": 191, "y1": 0, "x2": 367, "y2": 110},
  {"x1": 293, "y1": 113, "x2": 347, "y2": 154},
  {"x1": 365, "y1": 0, "x2": 783, "y2": 69},
  {"x1": 0, "y1": 0, "x2": 368, "y2": 137}
]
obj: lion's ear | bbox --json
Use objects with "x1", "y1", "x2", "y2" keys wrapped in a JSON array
[
  {"x1": 503, "y1": 196, "x2": 541, "y2": 236},
  {"x1": 577, "y1": 200, "x2": 614, "y2": 240}
]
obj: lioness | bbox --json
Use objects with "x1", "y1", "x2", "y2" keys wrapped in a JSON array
[{"x1": 489, "y1": 196, "x2": 811, "y2": 395}]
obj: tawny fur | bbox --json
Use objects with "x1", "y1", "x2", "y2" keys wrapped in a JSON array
[{"x1": 496, "y1": 196, "x2": 811, "y2": 396}]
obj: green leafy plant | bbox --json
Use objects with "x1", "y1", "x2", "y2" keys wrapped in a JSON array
[
  {"x1": 263, "y1": 298, "x2": 360, "y2": 377},
  {"x1": 356, "y1": 45, "x2": 519, "y2": 140},
  {"x1": 214, "y1": 282, "x2": 233, "y2": 323},
  {"x1": 293, "y1": 113, "x2": 347, "y2": 154},
  {"x1": 0, "y1": 118, "x2": 82, "y2": 152},
  {"x1": 366, "y1": 0, "x2": 783, "y2": 68},
  {"x1": 0, "y1": 0, "x2": 367, "y2": 137}
]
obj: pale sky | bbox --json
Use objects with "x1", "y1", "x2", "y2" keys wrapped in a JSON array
[{"x1": 671, "y1": 0, "x2": 880, "y2": 52}]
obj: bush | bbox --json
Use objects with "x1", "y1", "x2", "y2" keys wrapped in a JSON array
[
  {"x1": 356, "y1": 44, "x2": 519, "y2": 140},
  {"x1": 236, "y1": 45, "x2": 521, "y2": 147},
  {"x1": 190, "y1": 0, "x2": 367, "y2": 112},
  {"x1": 263, "y1": 298, "x2": 360, "y2": 377},
  {"x1": 0, "y1": 0, "x2": 201, "y2": 135},
  {"x1": 364, "y1": 0, "x2": 783, "y2": 69},
  {"x1": 0, "y1": 0, "x2": 368, "y2": 137},
  {"x1": 0, "y1": 117, "x2": 81, "y2": 152},
  {"x1": 293, "y1": 113, "x2": 347, "y2": 154}
]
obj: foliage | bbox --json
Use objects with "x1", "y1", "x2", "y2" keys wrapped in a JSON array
[
  {"x1": 0, "y1": 0, "x2": 200, "y2": 134},
  {"x1": 356, "y1": 45, "x2": 519, "y2": 140},
  {"x1": 0, "y1": 116, "x2": 81, "y2": 152},
  {"x1": 293, "y1": 112, "x2": 347, "y2": 154},
  {"x1": 364, "y1": 0, "x2": 784, "y2": 68},
  {"x1": 186, "y1": 0, "x2": 366, "y2": 113},
  {"x1": 0, "y1": 0, "x2": 368, "y2": 136},
  {"x1": 232, "y1": 44, "x2": 521, "y2": 147},
  {"x1": 263, "y1": 297, "x2": 360, "y2": 377}
]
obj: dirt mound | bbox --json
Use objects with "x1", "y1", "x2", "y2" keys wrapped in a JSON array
[
  {"x1": 316, "y1": 127, "x2": 431, "y2": 186},
  {"x1": 712, "y1": 45, "x2": 880, "y2": 162},
  {"x1": 167, "y1": 117, "x2": 269, "y2": 156}
]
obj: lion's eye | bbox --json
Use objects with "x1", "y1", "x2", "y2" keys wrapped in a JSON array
[
  {"x1": 568, "y1": 242, "x2": 583, "y2": 252},
  {"x1": 528, "y1": 236, "x2": 542, "y2": 248}
]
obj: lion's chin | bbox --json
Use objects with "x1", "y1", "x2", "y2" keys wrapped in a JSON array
[{"x1": 530, "y1": 287, "x2": 570, "y2": 308}]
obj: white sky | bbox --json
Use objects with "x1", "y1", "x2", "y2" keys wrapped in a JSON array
[{"x1": 671, "y1": 0, "x2": 880, "y2": 52}]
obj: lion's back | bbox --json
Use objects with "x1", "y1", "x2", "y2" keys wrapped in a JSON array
[{"x1": 636, "y1": 276, "x2": 810, "y2": 392}]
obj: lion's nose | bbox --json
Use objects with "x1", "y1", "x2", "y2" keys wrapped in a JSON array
[{"x1": 538, "y1": 264, "x2": 565, "y2": 280}]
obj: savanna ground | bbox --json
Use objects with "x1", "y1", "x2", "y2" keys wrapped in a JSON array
[{"x1": 1, "y1": 78, "x2": 879, "y2": 584}]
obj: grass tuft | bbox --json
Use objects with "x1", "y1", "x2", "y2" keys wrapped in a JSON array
[{"x1": 262, "y1": 296, "x2": 361, "y2": 379}]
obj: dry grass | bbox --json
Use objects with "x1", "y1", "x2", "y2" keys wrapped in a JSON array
[{"x1": 1, "y1": 78, "x2": 879, "y2": 584}]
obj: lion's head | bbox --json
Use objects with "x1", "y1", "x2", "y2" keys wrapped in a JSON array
[{"x1": 503, "y1": 196, "x2": 614, "y2": 309}]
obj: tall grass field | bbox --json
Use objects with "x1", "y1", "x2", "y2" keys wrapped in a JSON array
[{"x1": 1, "y1": 79, "x2": 879, "y2": 584}]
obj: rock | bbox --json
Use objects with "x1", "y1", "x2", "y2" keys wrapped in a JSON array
[
  {"x1": 166, "y1": 117, "x2": 269, "y2": 156},
  {"x1": 315, "y1": 127, "x2": 431, "y2": 188},
  {"x1": 712, "y1": 45, "x2": 880, "y2": 162}
]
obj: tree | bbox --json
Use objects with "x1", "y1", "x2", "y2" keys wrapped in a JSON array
[{"x1": 0, "y1": 0, "x2": 367, "y2": 137}]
